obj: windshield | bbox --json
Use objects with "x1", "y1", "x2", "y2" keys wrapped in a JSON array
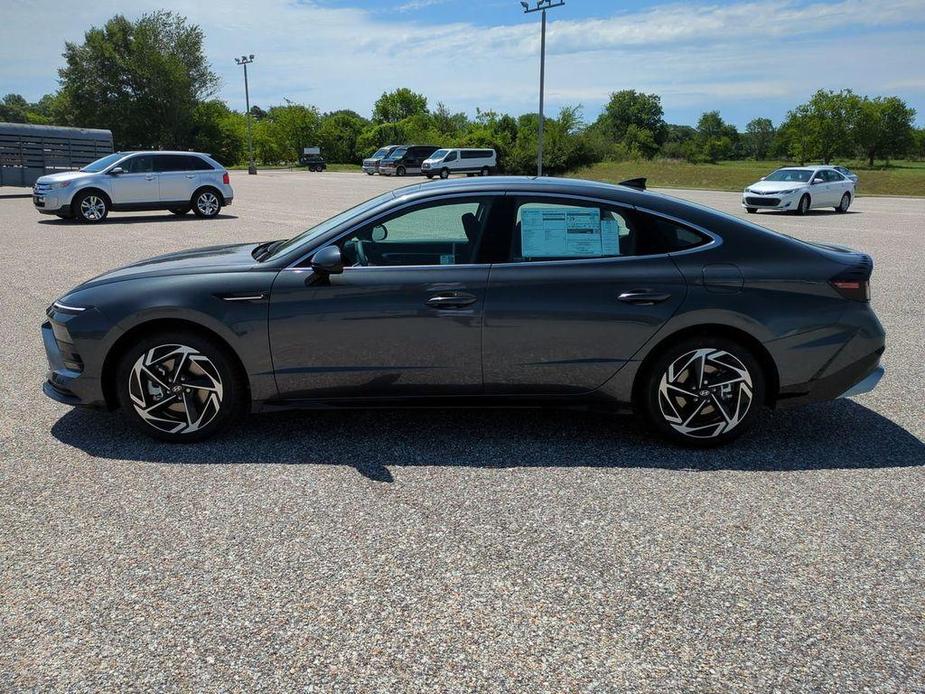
[
  {"x1": 763, "y1": 169, "x2": 813, "y2": 183},
  {"x1": 385, "y1": 147, "x2": 407, "y2": 160},
  {"x1": 260, "y1": 191, "x2": 396, "y2": 261},
  {"x1": 81, "y1": 153, "x2": 126, "y2": 173},
  {"x1": 429, "y1": 149, "x2": 448, "y2": 160},
  {"x1": 371, "y1": 148, "x2": 389, "y2": 159}
]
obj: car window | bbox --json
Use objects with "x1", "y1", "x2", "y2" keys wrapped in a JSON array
[
  {"x1": 445, "y1": 151, "x2": 458, "y2": 162},
  {"x1": 188, "y1": 156, "x2": 215, "y2": 171},
  {"x1": 154, "y1": 154, "x2": 201, "y2": 172},
  {"x1": 123, "y1": 155, "x2": 154, "y2": 174},
  {"x1": 510, "y1": 200, "x2": 708, "y2": 261},
  {"x1": 338, "y1": 198, "x2": 493, "y2": 267}
]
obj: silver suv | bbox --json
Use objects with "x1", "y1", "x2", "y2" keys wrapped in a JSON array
[{"x1": 33, "y1": 151, "x2": 234, "y2": 223}]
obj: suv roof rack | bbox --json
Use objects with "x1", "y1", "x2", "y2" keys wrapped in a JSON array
[{"x1": 618, "y1": 177, "x2": 647, "y2": 191}]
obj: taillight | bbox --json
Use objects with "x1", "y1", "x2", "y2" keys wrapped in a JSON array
[
  {"x1": 222, "y1": 171, "x2": 230, "y2": 185},
  {"x1": 830, "y1": 260, "x2": 872, "y2": 302}
]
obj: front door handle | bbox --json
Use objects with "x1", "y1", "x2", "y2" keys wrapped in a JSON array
[
  {"x1": 185, "y1": 174, "x2": 196, "y2": 179},
  {"x1": 145, "y1": 175, "x2": 156, "y2": 181},
  {"x1": 426, "y1": 292, "x2": 478, "y2": 309},
  {"x1": 618, "y1": 290, "x2": 672, "y2": 306}
]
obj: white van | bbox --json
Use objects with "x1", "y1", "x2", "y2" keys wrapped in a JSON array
[{"x1": 422, "y1": 148, "x2": 497, "y2": 179}]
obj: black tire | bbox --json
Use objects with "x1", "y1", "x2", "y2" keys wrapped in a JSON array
[
  {"x1": 115, "y1": 330, "x2": 247, "y2": 443},
  {"x1": 440, "y1": 168, "x2": 449, "y2": 179},
  {"x1": 638, "y1": 336, "x2": 765, "y2": 447},
  {"x1": 836, "y1": 192, "x2": 851, "y2": 213},
  {"x1": 73, "y1": 190, "x2": 109, "y2": 223},
  {"x1": 425, "y1": 174, "x2": 433, "y2": 179},
  {"x1": 170, "y1": 206, "x2": 191, "y2": 216},
  {"x1": 480, "y1": 167, "x2": 489, "y2": 177},
  {"x1": 396, "y1": 166, "x2": 406, "y2": 177},
  {"x1": 192, "y1": 188, "x2": 222, "y2": 218},
  {"x1": 795, "y1": 194, "x2": 810, "y2": 216},
  {"x1": 745, "y1": 207, "x2": 757, "y2": 214},
  {"x1": 366, "y1": 171, "x2": 374, "y2": 176}
]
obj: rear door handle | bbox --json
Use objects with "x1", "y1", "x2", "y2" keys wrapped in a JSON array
[
  {"x1": 144, "y1": 175, "x2": 156, "y2": 181},
  {"x1": 426, "y1": 292, "x2": 478, "y2": 309},
  {"x1": 618, "y1": 290, "x2": 672, "y2": 306},
  {"x1": 185, "y1": 174, "x2": 195, "y2": 179}
]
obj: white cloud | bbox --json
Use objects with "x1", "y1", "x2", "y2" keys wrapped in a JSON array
[{"x1": 0, "y1": 0, "x2": 923, "y2": 126}]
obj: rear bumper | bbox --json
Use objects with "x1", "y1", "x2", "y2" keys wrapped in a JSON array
[
  {"x1": 839, "y1": 365, "x2": 884, "y2": 398},
  {"x1": 776, "y1": 347, "x2": 885, "y2": 408}
]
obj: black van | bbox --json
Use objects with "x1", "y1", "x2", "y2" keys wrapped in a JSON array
[{"x1": 378, "y1": 145, "x2": 439, "y2": 177}]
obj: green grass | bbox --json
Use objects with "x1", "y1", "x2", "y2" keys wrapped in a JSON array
[{"x1": 570, "y1": 159, "x2": 925, "y2": 197}]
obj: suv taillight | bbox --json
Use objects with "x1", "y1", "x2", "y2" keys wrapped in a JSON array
[{"x1": 222, "y1": 172, "x2": 230, "y2": 185}]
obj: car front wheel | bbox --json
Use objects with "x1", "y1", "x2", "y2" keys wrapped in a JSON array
[
  {"x1": 745, "y1": 207, "x2": 757, "y2": 214},
  {"x1": 115, "y1": 331, "x2": 247, "y2": 442},
  {"x1": 192, "y1": 189, "x2": 222, "y2": 218},
  {"x1": 440, "y1": 168, "x2": 449, "y2": 179},
  {"x1": 74, "y1": 191, "x2": 109, "y2": 223},
  {"x1": 796, "y1": 194, "x2": 810, "y2": 215},
  {"x1": 639, "y1": 337, "x2": 765, "y2": 447}
]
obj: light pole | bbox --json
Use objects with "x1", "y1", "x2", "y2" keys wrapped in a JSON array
[
  {"x1": 235, "y1": 54, "x2": 257, "y2": 175},
  {"x1": 521, "y1": 0, "x2": 564, "y2": 177}
]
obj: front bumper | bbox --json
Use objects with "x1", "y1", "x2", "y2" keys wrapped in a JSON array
[
  {"x1": 41, "y1": 318, "x2": 108, "y2": 409},
  {"x1": 34, "y1": 190, "x2": 74, "y2": 215},
  {"x1": 742, "y1": 192, "x2": 799, "y2": 211},
  {"x1": 362, "y1": 163, "x2": 379, "y2": 174}
]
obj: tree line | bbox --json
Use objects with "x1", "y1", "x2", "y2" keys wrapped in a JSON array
[{"x1": 2, "y1": 11, "x2": 923, "y2": 172}]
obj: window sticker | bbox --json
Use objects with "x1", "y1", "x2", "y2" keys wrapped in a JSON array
[{"x1": 521, "y1": 207, "x2": 620, "y2": 258}]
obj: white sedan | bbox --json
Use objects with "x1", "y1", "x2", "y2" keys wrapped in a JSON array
[{"x1": 742, "y1": 166, "x2": 855, "y2": 215}]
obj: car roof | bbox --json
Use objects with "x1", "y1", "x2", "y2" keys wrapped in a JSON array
[
  {"x1": 116, "y1": 150, "x2": 211, "y2": 156},
  {"x1": 774, "y1": 165, "x2": 833, "y2": 171}
]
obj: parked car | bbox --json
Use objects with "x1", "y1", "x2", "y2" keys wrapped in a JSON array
[
  {"x1": 32, "y1": 151, "x2": 233, "y2": 223},
  {"x1": 422, "y1": 148, "x2": 497, "y2": 179},
  {"x1": 42, "y1": 176, "x2": 884, "y2": 447},
  {"x1": 832, "y1": 165, "x2": 860, "y2": 185},
  {"x1": 378, "y1": 145, "x2": 439, "y2": 176},
  {"x1": 362, "y1": 145, "x2": 400, "y2": 175},
  {"x1": 742, "y1": 166, "x2": 855, "y2": 215}
]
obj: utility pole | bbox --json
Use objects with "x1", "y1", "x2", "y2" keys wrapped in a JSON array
[
  {"x1": 235, "y1": 55, "x2": 257, "y2": 175},
  {"x1": 521, "y1": 1, "x2": 565, "y2": 176}
]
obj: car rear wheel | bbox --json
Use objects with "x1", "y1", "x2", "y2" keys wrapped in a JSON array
[
  {"x1": 836, "y1": 193, "x2": 851, "y2": 213},
  {"x1": 440, "y1": 168, "x2": 449, "y2": 179},
  {"x1": 74, "y1": 191, "x2": 109, "y2": 223},
  {"x1": 170, "y1": 206, "x2": 190, "y2": 216},
  {"x1": 796, "y1": 194, "x2": 810, "y2": 215},
  {"x1": 192, "y1": 189, "x2": 222, "y2": 218},
  {"x1": 115, "y1": 331, "x2": 247, "y2": 442},
  {"x1": 639, "y1": 337, "x2": 765, "y2": 447}
]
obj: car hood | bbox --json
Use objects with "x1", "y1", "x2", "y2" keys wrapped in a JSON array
[
  {"x1": 76, "y1": 242, "x2": 262, "y2": 289},
  {"x1": 36, "y1": 171, "x2": 91, "y2": 185},
  {"x1": 747, "y1": 180, "x2": 807, "y2": 194}
]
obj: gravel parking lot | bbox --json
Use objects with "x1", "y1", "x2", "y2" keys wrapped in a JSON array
[{"x1": 1, "y1": 171, "x2": 923, "y2": 691}]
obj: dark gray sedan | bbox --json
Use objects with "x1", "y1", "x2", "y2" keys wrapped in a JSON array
[{"x1": 42, "y1": 177, "x2": 885, "y2": 446}]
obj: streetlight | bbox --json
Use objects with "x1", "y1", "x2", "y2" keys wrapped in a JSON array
[
  {"x1": 521, "y1": 0, "x2": 564, "y2": 177},
  {"x1": 235, "y1": 54, "x2": 257, "y2": 175}
]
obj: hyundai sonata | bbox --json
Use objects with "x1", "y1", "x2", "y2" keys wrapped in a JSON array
[{"x1": 42, "y1": 177, "x2": 884, "y2": 446}]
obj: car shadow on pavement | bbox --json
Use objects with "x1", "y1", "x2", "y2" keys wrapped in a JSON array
[
  {"x1": 37, "y1": 213, "x2": 238, "y2": 225},
  {"x1": 51, "y1": 399, "x2": 924, "y2": 482}
]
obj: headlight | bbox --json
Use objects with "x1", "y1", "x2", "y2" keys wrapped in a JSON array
[
  {"x1": 49, "y1": 180, "x2": 72, "y2": 190},
  {"x1": 51, "y1": 300, "x2": 87, "y2": 314}
]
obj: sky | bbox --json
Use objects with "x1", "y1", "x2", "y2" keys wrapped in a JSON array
[{"x1": 2, "y1": 0, "x2": 925, "y2": 128}]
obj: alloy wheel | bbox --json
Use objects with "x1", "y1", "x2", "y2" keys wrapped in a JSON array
[
  {"x1": 80, "y1": 195, "x2": 106, "y2": 221},
  {"x1": 128, "y1": 344, "x2": 224, "y2": 435},
  {"x1": 657, "y1": 348, "x2": 754, "y2": 439},
  {"x1": 196, "y1": 192, "x2": 220, "y2": 216}
]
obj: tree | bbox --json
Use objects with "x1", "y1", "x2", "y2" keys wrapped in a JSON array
[
  {"x1": 254, "y1": 103, "x2": 321, "y2": 163},
  {"x1": 372, "y1": 88, "x2": 428, "y2": 124},
  {"x1": 694, "y1": 111, "x2": 737, "y2": 163},
  {"x1": 779, "y1": 89, "x2": 859, "y2": 164},
  {"x1": 57, "y1": 11, "x2": 219, "y2": 148},
  {"x1": 190, "y1": 100, "x2": 246, "y2": 166},
  {"x1": 0, "y1": 94, "x2": 30, "y2": 122},
  {"x1": 318, "y1": 110, "x2": 368, "y2": 163},
  {"x1": 854, "y1": 96, "x2": 916, "y2": 166},
  {"x1": 744, "y1": 118, "x2": 776, "y2": 160},
  {"x1": 594, "y1": 90, "x2": 667, "y2": 158}
]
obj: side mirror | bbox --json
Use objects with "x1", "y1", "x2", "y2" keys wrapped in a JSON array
[
  {"x1": 812, "y1": 177, "x2": 824, "y2": 185},
  {"x1": 310, "y1": 245, "x2": 344, "y2": 275},
  {"x1": 109, "y1": 167, "x2": 124, "y2": 176},
  {"x1": 371, "y1": 224, "x2": 388, "y2": 242}
]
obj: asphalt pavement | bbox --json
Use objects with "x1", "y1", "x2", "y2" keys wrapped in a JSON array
[{"x1": 0, "y1": 171, "x2": 922, "y2": 691}]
